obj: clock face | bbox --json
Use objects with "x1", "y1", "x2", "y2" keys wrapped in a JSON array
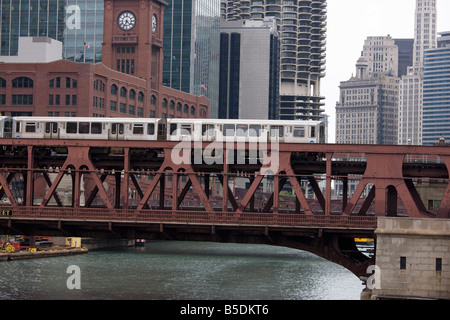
[
  {"x1": 152, "y1": 14, "x2": 157, "y2": 33},
  {"x1": 118, "y1": 11, "x2": 136, "y2": 31}
]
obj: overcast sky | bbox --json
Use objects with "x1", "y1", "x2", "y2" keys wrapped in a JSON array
[{"x1": 322, "y1": 0, "x2": 450, "y2": 143}]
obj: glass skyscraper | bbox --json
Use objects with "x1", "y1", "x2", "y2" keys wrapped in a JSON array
[
  {"x1": 163, "y1": 0, "x2": 220, "y2": 118},
  {"x1": 422, "y1": 32, "x2": 450, "y2": 145},
  {"x1": 0, "y1": 0, "x2": 104, "y2": 63}
]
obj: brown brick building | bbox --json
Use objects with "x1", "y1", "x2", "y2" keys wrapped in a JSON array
[{"x1": 0, "y1": 0, "x2": 209, "y2": 119}]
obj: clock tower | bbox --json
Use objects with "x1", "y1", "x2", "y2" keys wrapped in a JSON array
[{"x1": 102, "y1": 0, "x2": 166, "y2": 87}]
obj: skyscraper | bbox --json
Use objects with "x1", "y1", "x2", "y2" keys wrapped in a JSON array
[
  {"x1": 220, "y1": 0, "x2": 327, "y2": 121},
  {"x1": 219, "y1": 18, "x2": 280, "y2": 120},
  {"x1": 398, "y1": 0, "x2": 437, "y2": 145},
  {"x1": 162, "y1": 0, "x2": 221, "y2": 118},
  {"x1": 422, "y1": 31, "x2": 450, "y2": 145}
]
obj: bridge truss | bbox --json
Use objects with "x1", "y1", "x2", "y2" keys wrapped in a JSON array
[{"x1": 0, "y1": 138, "x2": 449, "y2": 276}]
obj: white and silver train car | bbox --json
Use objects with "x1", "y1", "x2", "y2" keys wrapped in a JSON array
[
  {"x1": 0, "y1": 116, "x2": 12, "y2": 138},
  {"x1": 166, "y1": 118, "x2": 326, "y2": 144},
  {"x1": 8, "y1": 117, "x2": 326, "y2": 144},
  {"x1": 12, "y1": 117, "x2": 166, "y2": 141}
]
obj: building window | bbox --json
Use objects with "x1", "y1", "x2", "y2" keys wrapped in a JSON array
[
  {"x1": 13, "y1": 77, "x2": 33, "y2": 88},
  {"x1": 0, "y1": 78, "x2": 6, "y2": 88},
  {"x1": 177, "y1": 102, "x2": 182, "y2": 112},
  {"x1": 150, "y1": 95, "x2": 156, "y2": 105},
  {"x1": 400, "y1": 256, "x2": 407, "y2": 270},
  {"x1": 184, "y1": 104, "x2": 188, "y2": 113},
  {"x1": 12, "y1": 94, "x2": 33, "y2": 105},
  {"x1": 111, "y1": 84, "x2": 118, "y2": 95},
  {"x1": 138, "y1": 92, "x2": 144, "y2": 102},
  {"x1": 129, "y1": 105, "x2": 135, "y2": 115},
  {"x1": 129, "y1": 89, "x2": 136, "y2": 100},
  {"x1": 190, "y1": 106, "x2": 195, "y2": 115},
  {"x1": 72, "y1": 95, "x2": 77, "y2": 106},
  {"x1": 162, "y1": 98, "x2": 167, "y2": 108},
  {"x1": 119, "y1": 103, "x2": 126, "y2": 113},
  {"x1": 137, "y1": 107, "x2": 143, "y2": 117},
  {"x1": 436, "y1": 258, "x2": 442, "y2": 272},
  {"x1": 170, "y1": 100, "x2": 175, "y2": 110},
  {"x1": 120, "y1": 87, "x2": 127, "y2": 98},
  {"x1": 0, "y1": 94, "x2": 5, "y2": 105},
  {"x1": 110, "y1": 101, "x2": 117, "y2": 111},
  {"x1": 150, "y1": 110, "x2": 155, "y2": 118}
]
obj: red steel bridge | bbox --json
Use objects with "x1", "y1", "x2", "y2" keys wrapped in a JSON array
[{"x1": 1, "y1": 138, "x2": 449, "y2": 276}]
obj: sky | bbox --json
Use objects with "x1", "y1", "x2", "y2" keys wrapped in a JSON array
[{"x1": 322, "y1": 0, "x2": 450, "y2": 143}]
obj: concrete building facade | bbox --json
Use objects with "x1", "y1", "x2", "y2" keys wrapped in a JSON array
[
  {"x1": 398, "y1": 0, "x2": 437, "y2": 145},
  {"x1": 219, "y1": 18, "x2": 280, "y2": 120},
  {"x1": 371, "y1": 217, "x2": 450, "y2": 300},
  {"x1": 335, "y1": 56, "x2": 400, "y2": 145}
]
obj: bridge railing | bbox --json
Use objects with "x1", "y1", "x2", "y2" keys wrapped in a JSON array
[{"x1": 1, "y1": 206, "x2": 377, "y2": 229}]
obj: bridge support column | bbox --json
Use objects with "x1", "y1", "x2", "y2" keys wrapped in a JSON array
[{"x1": 371, "y1": 217, "x2": 450, "y2": 300}]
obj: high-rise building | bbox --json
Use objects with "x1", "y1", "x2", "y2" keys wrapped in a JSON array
[
  {"x1": 394, "y1": 38, "x2": 414, "y2": 77},
  {"x1": 398, "y1": 0, "x2": 437, "y2": 145},
  {"x1": 335, "y1": 56, "x2": 399, "y2": 145},
  {"x1": 422, "y1": 31, "x2": 450, "y2": 145},
  {"x1": 162, "y1": 0, "x2": 221, "y2": 118},
  {"x1": 219, "y1": 18, "x2": 280, "y2": 120},
  {"x1": 361, "y1": 35, "x2": 398, "y2": 78},
  {"x1": 0, "y1": 0, "x2": 104, "y2": 63},
  {"x1": 220, "y1": 0, "x2": 327, "y2": 121}
]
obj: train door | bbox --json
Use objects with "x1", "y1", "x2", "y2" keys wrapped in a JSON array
[
  {"x1": 109, "y1": 123, "x2": 125, "y2": 140},
  {"x1": 44, "y1": 122, "x2": 59, "y2": 139},
  {"x1": 269, "y1": 125, "x2": 284, "y2": 143},
  {"x1": 157, "y1": 119, "x2": 167, "y2": 141}
]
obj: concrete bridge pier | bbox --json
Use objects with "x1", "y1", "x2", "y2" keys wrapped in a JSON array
[{"x1": 366, "y1": 217, "x2": 450, "y2": 300}]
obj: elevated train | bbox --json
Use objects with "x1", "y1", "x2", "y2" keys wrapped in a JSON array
[{"x1": 1, "y1": 116, "x2": 326, "y2": 144}]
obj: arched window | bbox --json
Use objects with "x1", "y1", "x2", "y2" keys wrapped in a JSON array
[
  {"x1": 13, "y1": 77, "x2": 33, "y2": 88},
  {"x1": 120, "y1": 87, "x2": 127, "y2": 98},
  {"x1": 169, "y1": 100, "x2": 175, "y2": 110},
  {"x1": 0, "y1": 78, "x2": 6, "y2": 88},
  {"x1": 129, "y1": 89, "x2": 136, "y2": 100},
  {"x1": 138, "y1": 91, "x2": 144, "y2": 102},
  {"x1": 190, "y1": 106, "x2": 195, "y2": 115},
  {"x1": 111, "y1": 84, "x2": 118, "y2": 95},
  {"x1": 176, "y1": 102, "x2": 182, "y2": 112},
  {"x1": 162, "y1": 98, "x2": 168, "y2": 108},
  {"x1": 150, "y1": 95, "x2": 156, "y2": 105}
]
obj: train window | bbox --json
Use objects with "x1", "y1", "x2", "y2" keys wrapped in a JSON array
[
  {"x1": 202, "y1": 124, "x2": 214, "y2": 136},
  {"x1": 79, "y1": 122, "x2": 90, "y2": 134},
  {"x1": 249, "y1": 125, "x2": 261, "y2": 137},
  {"x1": 91, "y1": 123, "x2": 102, "y2": 134},
  {"x1": 293, "y1": 126, "x2": 305, "y2": 138},
  {"x1": 310, "y1": 126, "x2": 316, "y2": 138},
  {"x1": 133, "y1": 124, "x2": 144, "y2": 135},
  {"x1": 236, "y1": 124, "x2": 248, "y2": 137},
  {"x1": 223, "y1": 124, "x2": 235, "y2": 136},
  {"x1": 67, "y1": 122, "x2": 77, "y2": 134},
  {"x1": 180, "y1": 124, "x2": 192, "y2": 135},
  {"x1": 270, "y1": 126, "x2": 284, "y2": 138},
  {"x1": 170, "y1": 123, "x2": 177, "y2": 135},
  {"x1": 16, "y1": 122, "x2": 21, "y2": 133},
  {"x1": 25, "y1": 122, "x2": 36, "y2": 133},
  {"x1": 147, "y1": 123, "x2": 155, "y2": 135}
]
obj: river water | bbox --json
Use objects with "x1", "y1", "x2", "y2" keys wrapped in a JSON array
[{"x1": 0, "y1": 241, "x2": 364, "y2": 300}]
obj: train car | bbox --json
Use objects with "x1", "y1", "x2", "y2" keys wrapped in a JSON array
[
  {"x1": 12, "y1": 117, "x2": 167, "y2": 141},
  {"x1": 0, "y1": 116, "x2": 12, "y2": 138},
  {"x1": 166, "y1": 118, "x2": 326, "y2": 144}
]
